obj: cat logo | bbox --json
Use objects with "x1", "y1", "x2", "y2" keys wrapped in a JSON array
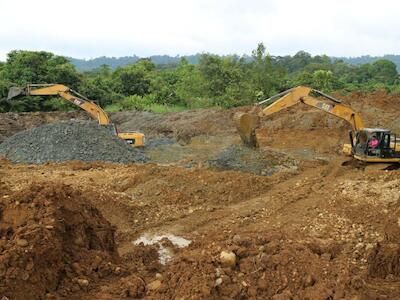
[
  {"x1": 316, "y1": 102, "x2": 333, "y2": 112},
  {"x1": 72, "y1": 98, "x2": 83, "y2": 106}
]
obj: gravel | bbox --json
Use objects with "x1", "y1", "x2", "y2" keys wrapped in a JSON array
[
  {"x1": 0, "y1": 120, "x2": 147, "y2": 164},
  {"x1": 144, "y1": 137, "x2": 176, "y2": 149},
  {"x1": 208, "y1": 144, "x2": 298, "y2": 175}
]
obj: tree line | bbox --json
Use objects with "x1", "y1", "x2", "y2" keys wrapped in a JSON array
[
  {"x1": 0, "y1": 43, "x2": 399, "y2": 113},
  {"x1": 70, "y1": 53, "x2": 400, "y2": 72}
]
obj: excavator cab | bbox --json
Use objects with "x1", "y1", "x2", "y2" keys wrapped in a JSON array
[{"x1": 351, "y1": 129, "x2": 400, "y2": 161}]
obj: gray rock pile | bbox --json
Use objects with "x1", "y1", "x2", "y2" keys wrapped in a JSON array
[
  {"x1": 208, "y1": 144, "x2": 298, "y2": 175},
  {"x1": 0, "y1": 121, "x2": 146, "y2": 163}
]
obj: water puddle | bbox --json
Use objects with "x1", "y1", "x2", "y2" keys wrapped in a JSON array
[{"x1": 133, "y1": 234, "x2": 191, "y2": 264}]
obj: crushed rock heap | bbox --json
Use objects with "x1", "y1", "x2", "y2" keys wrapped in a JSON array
[{"x1": 0, "y1": 120, "x2": 146, "y2": 164}]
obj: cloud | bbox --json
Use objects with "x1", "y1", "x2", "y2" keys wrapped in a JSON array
[{"x1": 0, "y1": 0, "x2": 399, "y2": 60}]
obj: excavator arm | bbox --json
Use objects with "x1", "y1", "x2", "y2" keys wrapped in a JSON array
[
  {"x1": 261, "y1": 86, "x2": 365, "y2": 131},
  {"x1": 234, "y1": 86, "x2": 365, "y2": 147},
  {"x1": 7, "y1": 84, "x2": 111, "y2": 125}
]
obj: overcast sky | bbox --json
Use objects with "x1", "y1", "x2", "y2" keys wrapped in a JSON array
[{"x1": 0, "y1": 0, "x2": 399, "y2": 61}]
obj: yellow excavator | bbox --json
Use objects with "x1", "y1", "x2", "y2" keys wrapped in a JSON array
[
  {"x1": 7, "y1": 84, "x2": 145, "y2": 147},
  {"x1": 234, "y1": 86, "x2": 400, "y2": 164}
]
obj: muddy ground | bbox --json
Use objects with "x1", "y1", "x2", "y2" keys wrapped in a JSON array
[{"x1": 1, "y1": 91, "x2": 400, "y2": 299}]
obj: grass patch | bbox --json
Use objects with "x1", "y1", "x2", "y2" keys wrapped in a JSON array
[
  {"x1": 145, "y1": 104, "x2": 187, "y2": 114},
  {"x1": 104, "y1": 103, "x2": 122, "y2": 113},
  {"x1": 105, "y1": 103, "x2": 187, "y2": 114}
]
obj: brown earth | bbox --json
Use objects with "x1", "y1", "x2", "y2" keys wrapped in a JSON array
[
  {"x1": 1, "y1": 90, "x2": 400, "y2": 299},
  {"x1": 0, "y1": 180, "x2": 119, "y2": 299}
]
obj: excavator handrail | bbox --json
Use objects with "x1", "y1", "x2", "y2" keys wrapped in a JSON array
[
  {"x1": 257, "y1": 87, "x2": 343, "y2": 107},
  {"x1": 257, "y1": 88, "x2": 295, "y2": 105},
  {"x1": 312, "y1": 89, "x2": 342, "y2": 103}
]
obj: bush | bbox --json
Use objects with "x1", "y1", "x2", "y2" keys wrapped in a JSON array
[
  {"x1": 119, "y1": 95, "x2": 153, "y2": 111},
  {"x1": 184, "y1": 97, "x2": 215, "y2": 109},
  {"x1": 42, "y1": 97, "x2": 76, "y2": 111},
  {"x1": 389, "y1": 85, "x2": 400, "y2": 95},
  {"x1": 104, "y1": 103, "x2": 122, "y2": 112},
  {"x1": 144, "y1": 104, "x2": 186, "y2": 114}
]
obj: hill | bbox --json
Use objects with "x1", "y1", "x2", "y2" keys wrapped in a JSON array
[
  {"x1": 335, "y1": 55, "x2": 400, "y2": 70},
  {"x1": 68, "y1": 54, "x2": 202, "y2": 71},
  {"x1": 68, "y1": 53, "x2": 400, "y2": 71}
]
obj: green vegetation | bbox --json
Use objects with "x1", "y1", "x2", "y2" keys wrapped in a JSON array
[{"x1": 0, "y1": 44, "x2": 399, "y2": 113}]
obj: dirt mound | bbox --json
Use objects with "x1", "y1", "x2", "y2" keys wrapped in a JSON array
[
  {"x1": 209, "y1": 144, "x2": 299, "y2": 175},
  {"x1": 112, "y1": 107, "x2": 236, "y2": 140},
  {"x1": 0, "y1": 120, "x2": 146, "y2": 164},
  {"x1": 341, "y1": 90, "x2": 400, "y2": 112},
  {"x1": 144, "y1": 232, "x2": 363, "y2": 299},
  {"x1": 367, "y1": 199, "x2": 400, "y2": 279},
  {"x1": 0, "y1": 182, "x2": 120, "y2": 299}
]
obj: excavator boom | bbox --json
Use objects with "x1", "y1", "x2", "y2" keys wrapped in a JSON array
[{"x1": 8, "y1": 84, "x2": 111, "y2": 125}]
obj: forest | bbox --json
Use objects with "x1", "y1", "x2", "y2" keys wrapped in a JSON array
[{"x1": 0, "y1": 43, "x2": 399, "y2": 113}]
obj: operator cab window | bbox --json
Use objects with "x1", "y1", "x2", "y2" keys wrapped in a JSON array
[
  {"x1": 383, "y1": 134, "x2": 390, "y2": 148},
  {"x1": 366, "y1": 131, "x2": 381, "y2": 156}
]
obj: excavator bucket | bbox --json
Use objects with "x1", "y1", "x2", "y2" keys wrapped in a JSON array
[
  {"x1": 233, "y1": 112, "x2": 260, "y2": 148},
  {"x1": 7, "y1": 87, "x2": 25, "y2": 100}
]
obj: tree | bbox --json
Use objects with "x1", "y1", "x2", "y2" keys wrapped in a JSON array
[
  {"x1": 249, "y1": 43, "x2": 285, "y2": 98},
  {"x1": 290, "y1": 71, "x2": 314, "y2": 87},
  {"x1": 286, "y1": 51, "x2": 313, "y2": 73},
  {"x1": 150, "y1": 70, "x2": 180, "y2": 105},
  {"x1": 198, "y1": 54, "x2": 227, "y2": 97},
  {"x1": 3, "y1": 51, "x2": 81, "y2": 87},
  {"x1": 174, "y1": 58, "x2": 208, "y2": 108},
  {"x1": 112, "y1": 60, "x2": 155, "y2": 96},
  {"x1": 49, "y1": 63, "x2": 82, "y2": 88},
  {"x1": 371, "y1": 60, "x2": 398, "y2": 84},
  {"x1": 0, "y1": 51, "x2": 82, "y2": 111},
  {"x1": 312, "y1": 70, "x2": 335, "y2": 91}
]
